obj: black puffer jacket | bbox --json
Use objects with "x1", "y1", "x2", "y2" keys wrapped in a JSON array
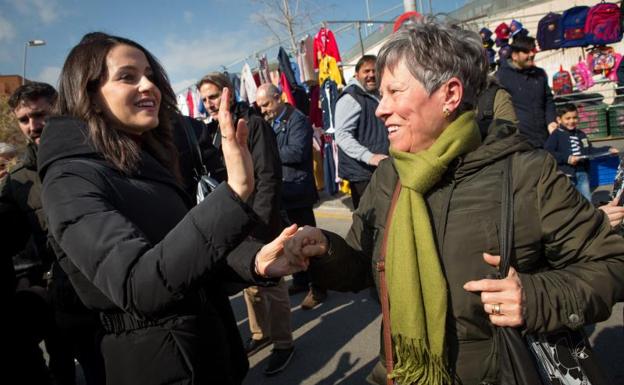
[
  {"x1": 0, "y1": 143, "x2": 52, "y2": 284},
  {"x1": 496, "y1": 59, "x2": 556, "y2": 148},
  {"x1": 38, "y1": 117, "x2": 266, "y2": 385}
]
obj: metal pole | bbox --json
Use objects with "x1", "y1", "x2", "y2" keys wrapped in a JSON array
[
  {"x1": 356, "y1": 22, "x2": 365, "y2": 56},
  {"x1": 365, "y1": 0, "x2": 371, "y2": 36},
  {"x1": 22, "y1": 43, "x2": 27, "y2": 85},
  {"x1": 403, "y1": 0, "x2": 416, "y2": 12}
]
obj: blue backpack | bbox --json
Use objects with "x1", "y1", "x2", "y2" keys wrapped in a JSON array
[
  {"x1": 537, "y1": 12, "x2": 562, "y2": 50},
  {"x1": 560, "y1": 6, "x2": 591, "y2": 47}
]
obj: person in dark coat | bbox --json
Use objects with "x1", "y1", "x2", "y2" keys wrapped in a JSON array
[
  {"x1": 496, "y1": 35, "x2": 557, "y2": 148},
  {"x1": 39, "y1": 32, "x2": 305, "y2": 385},
  {"x1": 2, "y1": 82, "x2": 105, "y2": 385},
  {"x1": 196, "y1": 72, "x2": 282, "y2": 244},
  {"x1": 196, "y1": 73, "x2": 294, "y2": 374},
  {"x1": 255, "y1": 83, "x2": 325, "y2": 311}
]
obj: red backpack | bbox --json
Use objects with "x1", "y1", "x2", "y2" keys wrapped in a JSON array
[
  {"x1": 585, "y1": 2, "x2": 622, "y2": 45},
  {"x1": 552, "y1": 65, "x2": 574, "y2": 95}
]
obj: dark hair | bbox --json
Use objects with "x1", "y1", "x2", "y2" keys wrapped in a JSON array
[
  {"x1": 510, "y1": 35, "x2": 535, "y2": 53},
  {"x1": 8, "y1": 82, "x2": 57, "y2": 109},
  {"x1": 556, "y1": 103, "x2": 578, "y2": 117},
  {"x1": 56, "y1": 32, "x2": 180, "y2": 180},
  {"x1": 195, "y1": 72, "x2": 236, "y2": 106},
  {"x1": 355, "y1": 55, "x2": 377, "y2": 72}
]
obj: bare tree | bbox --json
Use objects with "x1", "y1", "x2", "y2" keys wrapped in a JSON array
[{"x1": 250, "y1": 0, "x2": 319, "y2": 54}]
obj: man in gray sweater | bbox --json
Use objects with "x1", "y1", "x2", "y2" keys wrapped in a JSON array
[{"x1": 334, "y1": 55, "x2": 389, "y2": 209}]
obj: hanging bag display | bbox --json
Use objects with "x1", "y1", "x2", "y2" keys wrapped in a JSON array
[
  {"x1": 587, "y1": 46, "x2": 617, "y2": 74},
  {"x1": 561, "y1": 6, "x2": 591, "y2": 47},
  {"x1": 552, "y1": 65, "x2": 574, "y2": 95},
  {"x1": 571, "y1": 61, "x2": 595, "y2": 91},
  {"x1": 585, "y1": 2, "x2": 622, "y2": 46},
  {"x1": 537, "y1": 12, "x2": 563, "y2": 50},
  {"x1": 496, "y1": 156, "x2": 611, "y2": 385}
]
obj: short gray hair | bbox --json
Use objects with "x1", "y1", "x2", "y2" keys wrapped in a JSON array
[
  {"x1": 261, "y1": 83, "x2": 281, "y2": 100},
  {"x1": 376, "y1": 17, "x2": 488, "y2": 114}
]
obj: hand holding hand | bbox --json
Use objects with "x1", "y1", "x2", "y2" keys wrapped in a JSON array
[
  {"x1": 463, "y1": 253, "x2": 525, "y2": 327},
  {"x1": 219, "y1": 88, "x2": 254, "y2": 201},
  {"x1": 284, "y1": 225, "x2": 328, "y2": 263},
  {"x1": 255, "y1": 224, "x2": 308, "y2": 278},
  {"x1": 599, "y1": 194, "x2": 624, "y2": 228}
]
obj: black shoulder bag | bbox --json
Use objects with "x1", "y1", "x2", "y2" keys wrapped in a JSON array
[
  {"x1": 497, "y1": 156, "x2": 611, "y2": 385},
  {"x1": 180, "y1": 118, "x2": 219, "y2": 204}
]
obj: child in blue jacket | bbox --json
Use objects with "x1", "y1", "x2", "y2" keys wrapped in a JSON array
[{"x1": 545, "y1": 104, "x2": 618, "y2": 201}]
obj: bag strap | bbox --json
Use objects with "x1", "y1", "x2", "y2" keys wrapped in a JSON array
[
  {"x1": 377, "y1": 182, "x2": 402, "y2": 385},
  {"x1": 499, "y1": 156, "x2": 514, "y2": 277},
  {"x1": 180, "y1": 117, "x2": 208, "y2": 181}
]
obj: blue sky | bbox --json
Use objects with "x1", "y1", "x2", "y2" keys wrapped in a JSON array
[{"x1": 0, "y1": 0, "x2": 462, "y2": 93}]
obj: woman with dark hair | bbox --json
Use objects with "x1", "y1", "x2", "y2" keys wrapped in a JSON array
[{"x1": 37, "y1": 32, "x2": 302, "y2": 385}]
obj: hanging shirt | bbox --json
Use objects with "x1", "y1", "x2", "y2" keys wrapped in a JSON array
[
  {"x1": 318, "y1": 56, "x2": 343, "y2": 86},
  {"x1": 186, "y1": 89, "x2": 195, "y2": 118},
  {"x1": 258, "y1": 55, "x2": 271, "y2": 85},
  {"x1": 240, "y1": 63, "x2": 257, "y2": 104},
  {"x1": 298, "y1": 35, "x2": 316, "y2": 84},
  {"x1": 314, "y1": 27, "x2": 342, "y2": 69}
]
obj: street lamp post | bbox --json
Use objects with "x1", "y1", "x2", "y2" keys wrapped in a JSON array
[{"x1": 22, "y1": 39, "x2": 46, "y2": 85}]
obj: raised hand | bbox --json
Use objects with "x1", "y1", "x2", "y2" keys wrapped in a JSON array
[
  {"x1": 255, "y1": 224, "x2": 308, "y2": 278},
  {"x1": 463, "y1": 253, "x2": 525, "y2": 327},
  {"x1": 218, "y1": 87, "x2": 254, "y2": 201}
]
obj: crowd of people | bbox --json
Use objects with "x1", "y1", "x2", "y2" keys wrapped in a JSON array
[{"x1": 2, "y1": 15, "x2": 624, "y2": 385}]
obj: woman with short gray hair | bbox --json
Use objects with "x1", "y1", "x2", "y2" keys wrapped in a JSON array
[{"x1": 285, "y1": 18, "x2": 624, "y2": 384}]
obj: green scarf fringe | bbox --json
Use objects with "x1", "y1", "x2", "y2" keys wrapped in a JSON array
[{"x1": 390, "y1": 334, "x2": 451, "y2": 385}]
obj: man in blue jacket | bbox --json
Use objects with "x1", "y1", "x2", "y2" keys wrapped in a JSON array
[
  {"x1": 497, "y1": 35, "x2": 557, "y2": 147},
  {"x1": 255, "y1": 84, "x2": 325, "y2": 312}
]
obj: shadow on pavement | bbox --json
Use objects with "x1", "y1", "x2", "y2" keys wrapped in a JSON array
[{"x1": 235, "y1": 288, "x2": 381, "y2": 385}]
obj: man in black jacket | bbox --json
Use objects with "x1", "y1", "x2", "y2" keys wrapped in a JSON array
[
  {"x1": 197, "y1": 73, "x2": 294, "y2": 375},
  {"x1": 255, "y1": 83, "x2": 326, "y2": 312},
  {"x1": 496, "y1": 35, "x2": 557, "y2": 148},
  {"x1": 2, "y1": 82, "x2": 104, "y2": 385}
]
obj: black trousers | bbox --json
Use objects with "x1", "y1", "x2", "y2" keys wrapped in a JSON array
[
  {"x1": 283, "y1": 207, "x2": 321, "y2": 290},
  {"x1": 349, "y1": 180, "x2": 370, "y2": 210}
]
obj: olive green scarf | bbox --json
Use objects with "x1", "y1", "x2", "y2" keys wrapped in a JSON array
[{"x1": 387, "y1": 112, "x2": 481, "y2": 385}]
